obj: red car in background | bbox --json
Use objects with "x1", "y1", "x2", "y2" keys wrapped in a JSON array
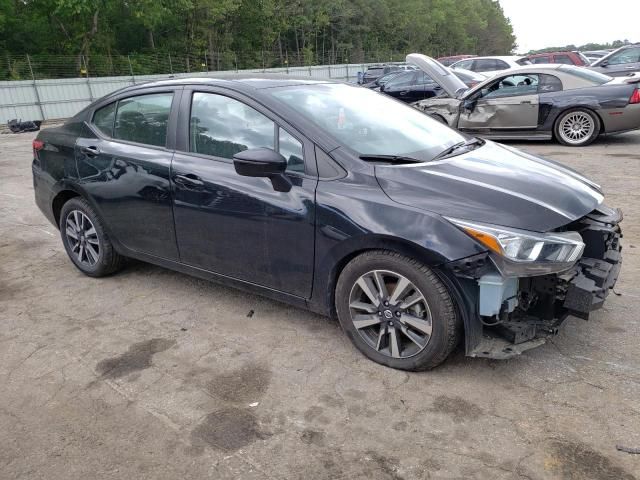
[
  {"x1": 437, "y1": 54, "x2": 475, "y2": 66},
  {"x1": 526, "y1": 51, "x2": 590, "y2": 66}
]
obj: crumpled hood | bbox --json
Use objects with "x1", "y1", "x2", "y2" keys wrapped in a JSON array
[{"x1": 375, "y1": 141, "x2": 604, "y2": 232}]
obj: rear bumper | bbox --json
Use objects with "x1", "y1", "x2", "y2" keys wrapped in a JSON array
[
  {"x1": 32, "y1": 160, "x2": 57, "y2": 227},
  {"x1": 602, "y1": 103, "x2": 640, "y2": 134},
  {"x1": 464, "y1": 206, "x2": 623, "y2": 359}
]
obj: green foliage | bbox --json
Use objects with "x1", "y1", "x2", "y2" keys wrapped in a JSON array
[
  {"x1": 0, "y1": 0, "x2": 516, "y2": 76},
  {"x1": 527, "y1": 40, "x2": 635, "y2": 55}
]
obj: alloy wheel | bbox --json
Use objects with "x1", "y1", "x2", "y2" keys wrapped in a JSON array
[
  {"x1": 348, "y1": 269, "x2": 433, "y2": 358},
  {"x1": 65, "y1": 210, "x2": 100, "y2": 266},
  {"x1": 558, "y1": 111, "x2": 595, "y2": 145}
]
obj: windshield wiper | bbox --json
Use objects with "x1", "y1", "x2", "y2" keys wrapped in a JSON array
[
  {"x1": 432, "y1": 137, "x2": 484, "y2": 161},
  {"x1": 359, "y1": 154, "x2": 423, "y2": 164}
]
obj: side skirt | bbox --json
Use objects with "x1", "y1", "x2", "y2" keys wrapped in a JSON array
[{"x1": 114, "y1": 243, "x2": 311, "y2": 312}]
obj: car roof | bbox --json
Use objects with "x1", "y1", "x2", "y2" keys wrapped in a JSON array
[
  {"x1": 459, "y1": 55, "x2": 525, "y2": 61},
  {"x1": 490, "y1": 64, "x2": 563, "y2": 75},
  {"x1": 527, "y1": 51, "x2": 575, "y2": 56},
  {"x1": 113, "y1": 74, "x2": 338, "y2": 95}
]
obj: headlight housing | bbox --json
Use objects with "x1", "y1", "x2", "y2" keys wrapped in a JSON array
[{"x1": 447, "y1": 217, "x2": 585, "y2": 276}]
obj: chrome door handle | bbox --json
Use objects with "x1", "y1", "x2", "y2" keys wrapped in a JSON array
[
  {"x1": 81, "y1": 146, "x2": 100, "y2": 156},
  {"x1": 174, "y1": 174, "x2": 204, "y2": 189}
]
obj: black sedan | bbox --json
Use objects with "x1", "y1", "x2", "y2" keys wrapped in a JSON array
[
  {"x1": 380, "y1": 68, "x2": 485, "y2": 103},
  {"x1": 33, "y1": 75, "x2": 622, "y2": 370}
]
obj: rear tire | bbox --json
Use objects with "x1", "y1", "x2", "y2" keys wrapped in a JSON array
[
  {"x1": 59, "y1": 197, "x2": 124, "y2": 277},
  {"x1": 335, "y1": 250, "x2": 460, "y2": 371},
  {"x1": 554, "y1": 108, "x2": 600, "y2": 147}
]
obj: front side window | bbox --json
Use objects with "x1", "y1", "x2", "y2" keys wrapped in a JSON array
[
  {"x1": 279, "y1": 128, "x2": 305, "y2": 173},
  {"x1": 269, "y1": 83, "x2": 464, "y2": 161},
  {"x1": 454, "y1": 59, "x2": 474, "y2": 70},
  {"x1": 481, "y1": 74, "x2": 539, "y2": 99},
  {"x1": 93, "y1": 102, "x2": 116, "y2": 137},
  {"x1": 113, "y1": 93, "x2": 173, "y2": 147},
  {"x1": 190, "y1": 93, "x2": 275, "y2": 159},
  {"x1": 416, "y1": 71, "x2": 434, "y2": 84},
  {"x1": 607, "y1": 47, "x2": 640, "y2": 65},
  {"x1": 385, "y1": 72, "x2": 417, "y2": 88}
]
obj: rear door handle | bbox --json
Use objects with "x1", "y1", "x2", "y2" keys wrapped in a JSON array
[
  {"x1": 399, "y1": 90, "x2": 409, "y2": 95},
  {"x1": 174, "y1": 174, "x2": 205, "y2": 189},
  {"x1": 81, "y1": 146, "x2": 100, "y2": 156},
  {"x1": 521, "y1": 100, "x2": 532, "y2": 104}
]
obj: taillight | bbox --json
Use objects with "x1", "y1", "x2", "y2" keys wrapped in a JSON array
[
  {"x1": 32, "y1": 139, "x2": 44, "y2": 151},
  {"x1": 630, "y1": 88, "x2": 640, "y2": 104}
]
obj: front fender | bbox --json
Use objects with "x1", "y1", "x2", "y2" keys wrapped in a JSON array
[{"x1": 308, "y1": 173, "x2": 485, "y2": 316}]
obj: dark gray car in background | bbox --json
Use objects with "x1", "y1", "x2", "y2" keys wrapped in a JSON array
[{"x1": 589, "y1": 44, "x2": 640, "y2": 77}]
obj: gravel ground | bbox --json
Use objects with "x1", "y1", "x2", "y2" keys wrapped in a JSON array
[{"x1": 1, "y1": 130, "x2": 639, "y2": 479}]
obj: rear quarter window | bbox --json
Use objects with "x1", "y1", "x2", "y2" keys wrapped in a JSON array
[{"x1": 558, "y1": 66, "x2": 612, "y2": 85}]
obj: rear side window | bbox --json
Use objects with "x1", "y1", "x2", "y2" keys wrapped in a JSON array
[
  {"x1": 190, "y1": 92, "x2": 275, "y2": 159},
  {"x1": 93, "y1": 102, "x2": 116, "y2": 137},
  {"x1": 531, "y1": 56, "x2": 551, "y2": 64},
  {"x1": 554, "y1": 54, "x2": 574, "y2": 65},
  {"x1": 113, "y1": 93, "x2": 173, "y2": 147},
  {"x1": 539, "y1": 74, "x2": 563, "y2": 92},
  {"x1": 474, "y1": 59, "x2": 499, "y2": 72}
]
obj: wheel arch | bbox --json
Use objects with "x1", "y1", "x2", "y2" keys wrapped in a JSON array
[
  {"x1": 552, "y1": 105, "x2": 605, "y2": 140},
  {"x1": 52, "y1": 189, "x2": 81, "y2": 227},
  {"x1": 315, "y1": 235, "x2": 453, "y2": 319}
]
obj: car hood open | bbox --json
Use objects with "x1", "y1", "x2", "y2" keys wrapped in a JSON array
[
  {"x1": 406, "y1": 53, "x2": 469, "y2": 97},
  {"x1": 375, "y1": 141, "x2": 604, "y2": 232}
]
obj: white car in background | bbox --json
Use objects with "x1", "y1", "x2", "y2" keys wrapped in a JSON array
[{"x1": 450, "y1": 55, "x2": 531, "y2": 74}]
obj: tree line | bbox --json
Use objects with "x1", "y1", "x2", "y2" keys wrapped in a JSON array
[
  {"x1": 1, "y1": 0, "x2": 516, "y2": 71},
  {"x1": 527, "y1": 40, "x2": 636, "y2": 55}
]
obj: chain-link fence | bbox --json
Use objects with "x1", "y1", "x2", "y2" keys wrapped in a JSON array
[
  {"x1": 1, "y1": 52, "x2": 400, "y2": 123},
  {"x1": 2, "y1": 51, "x2": 412, "y2": 81}
]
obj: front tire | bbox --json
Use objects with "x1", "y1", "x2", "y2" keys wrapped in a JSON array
[
  {"x1": 554, "y1": 108, "x2": 600, "y2": 147},
  {"x1": 59, "y1": 197, "x2": 124, "y2": 277},
  {"x1": 335, "y1": 250, "x2": 460, "y2": 371}
]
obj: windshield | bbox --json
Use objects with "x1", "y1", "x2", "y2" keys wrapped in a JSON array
[
  {"x1": 269, "y1": 84, "x2": 465, "y2": 161},
  {"x1": 558, "y1": 65, "x2": 612, "y2": 84}
]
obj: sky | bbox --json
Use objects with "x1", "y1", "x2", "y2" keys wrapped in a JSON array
[{"x1": 499, "y1": 0, "x2": 638, "y2": 53}]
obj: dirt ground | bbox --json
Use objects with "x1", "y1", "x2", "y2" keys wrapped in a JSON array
[{"x1": 1, "y1": 129, "x2": 639, "y2": 479}]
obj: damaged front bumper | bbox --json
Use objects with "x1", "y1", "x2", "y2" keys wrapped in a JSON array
[{"x1": 449, "y1": 206, "x2": 623, "y2": 360}]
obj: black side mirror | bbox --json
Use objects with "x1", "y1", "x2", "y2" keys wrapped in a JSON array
[
  {"x1": 463, "y1": 99, "x2": 477, "y2": 111},
  {"x1": 233, "y1": 148, "x2": 292, "y2": 192},
  {"x1": 600, "y1": 60, "x2": 609, "y2": 67}
]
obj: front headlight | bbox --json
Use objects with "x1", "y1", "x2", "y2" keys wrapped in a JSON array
[{"x1": 447, "y1": 217, "x2": 584, "y2": 276}]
